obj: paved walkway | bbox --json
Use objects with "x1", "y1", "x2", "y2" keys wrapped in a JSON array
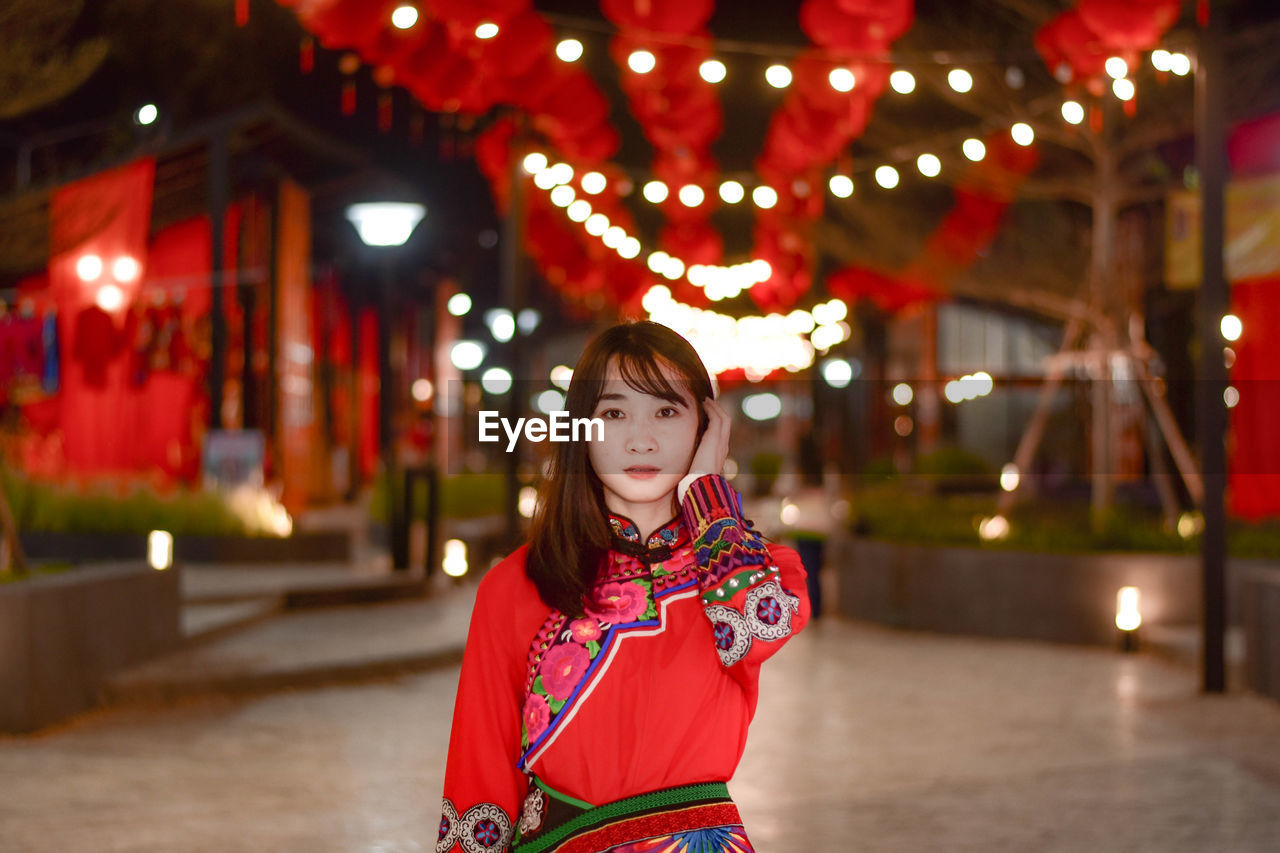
[{"x1": 2, "y1": 564, "x2": 1279, "y2": 851}]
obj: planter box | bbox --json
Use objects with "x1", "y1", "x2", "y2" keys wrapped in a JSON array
[
  {"x1": 20, "y1": 530, "x2": 352, "y2": 564},
  {"x1": 1242, "y1": 570, "x2": 1280, "y2": 702},
  {"x1": 839, "y1": 539, "x2": 1273, "y2": 646},
  {"x1": 0, "y1": 563, "x2": 181, "y2": 733}
]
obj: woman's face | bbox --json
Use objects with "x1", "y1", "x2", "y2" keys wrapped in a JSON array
[{"x1": 586, "y1": 357, "x2": 701, "y2": 518}]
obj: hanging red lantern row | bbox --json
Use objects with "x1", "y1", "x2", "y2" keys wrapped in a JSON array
[
  {"x1": 750, "y1": 0, "x2": 913, "y2": 313},
  {"x1": 602, "y1": 0, "x2": 722, "y2": 291},
  {"x1": 1034, "y1": 1, "x2": 1180, "y2": 86}
]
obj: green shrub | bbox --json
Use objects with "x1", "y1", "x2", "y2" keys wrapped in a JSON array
[{"x1": 370, "y1": 471, "x2": 509, "y2": 522}]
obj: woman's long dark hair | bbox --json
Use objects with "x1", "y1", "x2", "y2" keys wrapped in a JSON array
[{"x1": 526, "y1": 321, "x2": 714, "y2": 617}]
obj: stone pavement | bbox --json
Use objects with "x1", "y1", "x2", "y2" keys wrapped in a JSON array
[{"x1": 2, "y1": 564, "x2": 1279, "y2": 852}]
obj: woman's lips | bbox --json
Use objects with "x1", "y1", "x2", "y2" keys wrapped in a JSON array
[{"x1": 624, "y1": 466, "x2": 660, "y2": 480}]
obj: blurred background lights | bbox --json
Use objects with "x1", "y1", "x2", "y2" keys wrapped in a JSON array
[
  {"x1": 1011, "y1": 123, "x2": 1035, "y2": 146},
  {"x1": 829, "y1": 174, "x2": 854, "y2": 198},
  {"x1": 752, "y1": 185, "x2": 778, "y2": 208},
  {"x1": 443, "y1": 539, "x2": 468, "y2": 577},
  {"x1": 679, "y1": 184, "x2": 705, "y2": 207},
  {"x1": 581, "y1": 171, "x2": 607, "y2": 194},
  {"x1": 556, "y1": 38, "x2": 583, "y2": 62},
  {"x1": 474, "y1": 21, "x2": 499, "y2": 39},
  {"x1": 875, "y1": 165, "x2": 900, "y2": 189},
  {"x1": 917, "y1": 153, "x2": 941, "y2": 177},
  {"x1": 1151, "y1": 49, "x2": 1172, "y2": 71},
  {"x1": 828, "y1": 67, "x2": 855, "y2": 92},
  {"x1": 1105, "y1": 56, "x2": 1128, "y2": 79},
  {"x1": 518, "y1": 486, "x2": 538, "y2": 519},
  {"x1": 584, "y1": 212, "x2": 609, "y2": 236},
  {"x1": 345, "y1": 202, "x2": 425, "y2": 246},
  {"x1": 485, "y1": 308, "x2": 514, "y2": 342},
  {"x1": 1224, "y1": 386, "x2": 1240, "y2": 409},
  {"x1": 742, "y1": 392, "x2": 782, "y2": 421},
  {"x1": 765, "y1": 64, "x2": 792, "y2": 88},
  {"x1": 890, "y1": 70, "x2": 915, "y2": 93},
  {"x1": 447, "y1": 292, "x2": 472, "y2": 316},
  {"x1": 535, "y1": 389, "x2": 566, "y2": 415},
  {"x1": 948, "y1": 68, "x2": 973, "y2": 92},
  {"x1": 148, "y1": 530, "x2": 173, "y2": 571},
  {"x1": 112, "y1": 256, "x2": 140, "y2": 282},
  {"x1": 1062, "y1": 100, "x2": 1085, "y2": 124},
  {"x1": 549, "y1": 185, "x2": 575, "y2": 207},
  {"x1": 962, "y1": 138, "x2": 986, "y2": 161},
  {"x1": 892, "y1": 383, "x2": 914, "y2": 406},
  {"x1": 135, "y1": 104, "x2": 158, "y2": 126},
  {"x1": 1000, "y1": 463, "x2": 1020, "y2": 492},
  {"x1": 602, "y1": 225, "x2": 626, "y2": 249},
  {"x1": 619, "y1": 236, "x2": 641, "y2": 258},
  {"x1": 1169, "y1": 52, "x2": 1191, "y2": 76},
  {"x1": 76, "y1": 254, "x2": 103, "y2": 282},
  {"x1": 894, "y1": 415, "x2": 913, "y2": 437},
  {"x1": 1220, "y1": 313, "x2": 1242, "y2": 341},
  {"x1": 96, "y1": 283, "x2": 125, "y2": 312},
  {"x1": 978, "y1": 514, "x2": 1010, "y2": 541},
  {"x1": 411, "y1": 378, "x2": 433, "y2": 402},
  {"x1": 822, "y1": 359, "x2": 854, "y2": 388},
  {"x1": 522, "y1": 152, "x2": 548, "y2": 174},
  {"x1": 1116, "y1": 587, "x2": 1142, "y2": 631},
  {"x1": 547, "y1": 162, "x2": 573, "y2": 185},
  {"x1": 534, "y1": 169, "x2": 558, "y2": 190},
  {"x1": 628, "y1": 50, "x2": 656, "y2": 74},
  {"x1": 780, "y1": 499, "x2": 799, "y2": 526},
  {"x1": 1112, "y1": 78, "x2": 1135, "y2": 101},
  {"x1": 647, "y1": 251, "x2": 670, "y2": 273},
  {"x1": 391, "y1": 4, "x2": 418, "y2": 29},
  {"x1": 643, "y1": 180, "x2": 669, "y2": 203},
  {"x1": 567, "y1": 200, "x2": 592, "y2": 221},
  {"x1": 719, "y1": 180, "x2": 745, "y2": 204},
  {"x1": 481, "y1": 367, "x2": 512, "y2": 395},
  {"x1": 700, "y1": 59, "x2": 727, "y2": 83},
  {"x1": 549, "y1": 365, "x2": 573, "y2": 390},
  {"x1": 450, "y1": 340, "x2": 485, "y2": 371}
]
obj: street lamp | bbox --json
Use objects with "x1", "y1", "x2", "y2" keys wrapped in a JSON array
[{"x1": 346, "y1": 202, "x2": 426, "y2": 571}]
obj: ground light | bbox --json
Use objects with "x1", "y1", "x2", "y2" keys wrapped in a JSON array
[
  {"x1": 443, "y1": 539, "x2": 468, "y2": 577},
  {"x1": 1116, "y1": 586, "x2": 1142, "y2": 652},
  {"x1": 148, "y1": 530, "x2": 173, "y2": 570}
]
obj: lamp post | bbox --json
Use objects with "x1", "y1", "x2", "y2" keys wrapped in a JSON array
[{"x1": 346, "y1": 202, "x2": 426, "y2": 571}]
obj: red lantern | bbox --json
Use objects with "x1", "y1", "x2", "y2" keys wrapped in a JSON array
[
  {"x1": 600, "y1": 0, "x2": 714, "y2": 35},
  {"x1": 1034, "y1": 11, "x2": 1109, "y2": 83},
  {"x1": 1078, "y1": 0, "x2": 1181, "y2": 51}
]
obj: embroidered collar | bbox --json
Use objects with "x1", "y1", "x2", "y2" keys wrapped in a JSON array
[{"x1": 606, "y1": 510, "x2": 687, "y2": 562}]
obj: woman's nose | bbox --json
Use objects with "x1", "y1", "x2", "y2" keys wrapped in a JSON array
[{"x1": 624, "y1": 422, "x2": 657, "y2": 453}]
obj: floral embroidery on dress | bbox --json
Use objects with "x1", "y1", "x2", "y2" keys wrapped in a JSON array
[
  {"x1": 437, "y1": 799, "x2": 513, "y2": 853},
  {"x1": 518, "y1": 515, "x2": 699, "y2": 765},
  {"x1": 517, "y1": 785, "x2": 546, "y2": 836},
  {"x1": 703, "y1": 579, "x2": 801, "y2": 666}
]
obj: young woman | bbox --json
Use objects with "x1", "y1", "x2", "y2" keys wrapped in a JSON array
[{"x1": 436, "y1": 321, "x2": 810, "y2": 853}]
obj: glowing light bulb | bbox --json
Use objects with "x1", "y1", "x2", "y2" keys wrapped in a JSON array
[
  {"x1": 678, "y1": 185, "x2": 705, "y2": 207},
  {"x1": 890, "y1": 70, "x2": 915, "y2": 94},
  {"x1": 829, "y1": 175, "x2": 853, "y2": 198},
  {"x1": 1011, "y1": 122, "x2": 1035, "y2": 146},
  {"x1": 523, "y1": 152, "x2": 548, "y2": 174},
  {"x1": 1062, "y1": 100, "x2": 1085, "y2": 125},
  {"x1": 474, "y1": 22, "x2": 499, "y2": 39},
  {"x1": 700, "y1": 59, "x2": 726, "y2": 84},
  {"x1": 917, "y1": 154, "x2": 941, "y2": 177},
  {"x1": 581, "y1": 171, "x2": 607, "y2": 194},
  {"x1": 719, "y1": 180, "x2": 745, "y2": 204},
  {"x1": 875, "y1": 166, "x2": 899, "y2": 189},
  {"x1": 642, "y1": 181, "x2": 669, "y2": 203},
  {"x1": 628, "y1": 50, "x2": 656, "y2": 74},
  {"x1": 752, "y1": 186, "x2": 777, "y2": 209},
  {"x1": 765, "y1": 64, "x2": 792, "y2": 89},
  {"x1": 829, "y1": 67, "x2": 855, "y2": 92},
  {"x1": 556, "y1": 38, "x2": 584, "y2": 62},
  {"x1": 948, "y1": 68, "x2": 973, "y2": 93},
  {"x1": 391, "y1": 5, "x2": 418, "y2": 29},
  {"x1": 1113, "y1": 78, "x2": 1135, "y2": 101},
  {"x1": 962, "y1": 138, "x2": 986, "y2": 161}
]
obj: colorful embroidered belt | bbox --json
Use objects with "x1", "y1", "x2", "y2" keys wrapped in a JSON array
[{"x1": 512, "y1": 779, "x2": 754, "y2": 853}]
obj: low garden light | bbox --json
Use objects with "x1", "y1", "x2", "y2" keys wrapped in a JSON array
[
  {"x1": 148, "y1": 530, "x2": 173, "y2": 571},
  {"x1": 1000, "y1": 463, "x2": 1020, "y2": 492},
  {"x1": 443, "y1": 539, "x2": 468, "y2": 577},
  {"x1": 1116, "y1": 586, "x2": 1142, "y2": 651},
  {"x1": 978, "y1": 514, "x2": 1010, "y2": 541}
]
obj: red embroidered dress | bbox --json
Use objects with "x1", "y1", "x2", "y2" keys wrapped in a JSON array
[{"x1": 436, "y1": 474, "x2": 810, "y2": 853}]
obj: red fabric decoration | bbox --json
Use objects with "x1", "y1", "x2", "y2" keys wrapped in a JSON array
[
  {"x1": 1228, "y1": 275, "x2": 1280, "y2": 519},
  {"x1": 1034, "y1": 11, "x2": 1109, "y2": 83},
  {"x1": 1077, "y1": 0, "x2": 1180, "y2": 51},
  {"x1": 600, "y1": 0, "x2": 714, "y2": 34},
  {"x1": 800, "y1": 0, "x2": 912, "y2": 52},
  {"x1": 424, "y1": 0, "x2": 528, "y2": 30}
]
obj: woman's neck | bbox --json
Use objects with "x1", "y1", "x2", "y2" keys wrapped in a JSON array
[{"x1": 606, "y1": 494, "x2": 679, "y2": 542}]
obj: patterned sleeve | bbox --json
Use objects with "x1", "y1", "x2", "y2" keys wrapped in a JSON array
[
  {"x1": 436, "y1": 566, "x2": 528, "y2": 853},
  {"x1": 680, "y1": 474, "x2": 811, "y2": 696}
]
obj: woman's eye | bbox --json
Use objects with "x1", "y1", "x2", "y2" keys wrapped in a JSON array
[
  {"x1": 600, "y1": 409, "x2": 624, "y2": 419},
  {"x1": 658, "y1": 406, "x2": 679, "y2": 417}
]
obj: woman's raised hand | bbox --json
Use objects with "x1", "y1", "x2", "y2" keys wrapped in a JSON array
[{"x1": 690, "y1": 397, "x2": 731, "y2": 477}]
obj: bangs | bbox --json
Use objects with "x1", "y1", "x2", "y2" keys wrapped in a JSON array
[{"x1": 616, "y1": 350, "x2": 693, "y2": 406}]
